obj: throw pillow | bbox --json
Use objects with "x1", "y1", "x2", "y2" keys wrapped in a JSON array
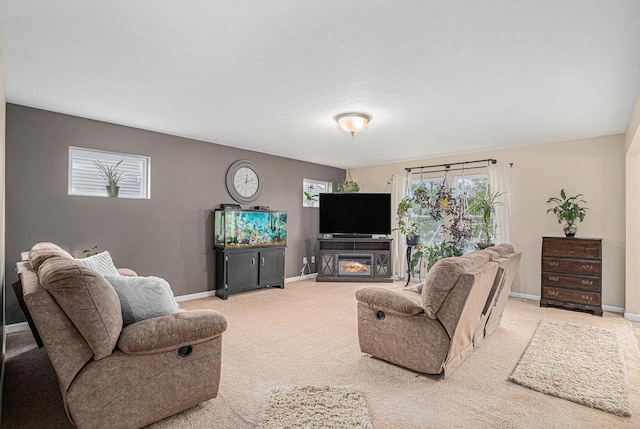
[
  {"x1": 104, "y1": 275, "x2": 181, "y2": 326},
  {"x1": 75, "y1": 251, "x2": 120, "y2": 277}
]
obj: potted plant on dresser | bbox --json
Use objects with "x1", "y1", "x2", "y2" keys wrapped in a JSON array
[
  {"x1": 96, "y1": 159, "x2": 126, "y2": 197},
  {"x1": 546, "y1": 189, "x2": 588, "y2": 237}
]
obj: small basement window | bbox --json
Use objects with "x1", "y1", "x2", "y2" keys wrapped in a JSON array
[
  {"x1": 68, "y1": 147, "x2": 150, "y2": 199},
  {"x1": 303, "y1": 178, "x2": 332, "y2": 207}
]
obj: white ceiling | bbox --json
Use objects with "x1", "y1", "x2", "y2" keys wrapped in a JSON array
[{"x1": 1, "y1": 1, "x2": 640, "y2": 169}]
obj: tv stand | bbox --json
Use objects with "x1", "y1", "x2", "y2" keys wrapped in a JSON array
[{"x1": 316, "y1": 238, "x2": 392, "y2": 282}]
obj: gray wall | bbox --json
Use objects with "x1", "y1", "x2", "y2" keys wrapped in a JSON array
[{"x1": 5, "y1": 104, "x2": 344, "y2": 324}]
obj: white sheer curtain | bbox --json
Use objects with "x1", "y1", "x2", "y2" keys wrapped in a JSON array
[
  {"x1": 488, "y1": 163, "x2": 512, "y2": 244},
  {"x1": 391, "y1": 172, "x2": 410, "y2": 278}
]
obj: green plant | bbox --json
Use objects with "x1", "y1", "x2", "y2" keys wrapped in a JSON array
[
  {"x1": 96, "y1": 159, "x2": 126, "y2": 186},
  {"x1": 468, "y1": 185, "x2": 503, "y2": 244},
  {"x1": 336, "y1": 180, "x2": 359, "y2": 193},
  {"x1": 410, "y1": 241, "x2": 463, "y2": 275},
  {"x1": 395, "y1": 195, "x2": 420, "y2": 238},
  {"x1": 82, "y1": 245, "x2": 98, "y2": 257},
  {"x1": 303, "y1": 191, "x2": 318, "y2": 202},
  {"x1": 546, "y1": 189, "x2": 588, "y2": 223}
]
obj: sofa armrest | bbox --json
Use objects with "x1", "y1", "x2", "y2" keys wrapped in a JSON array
[
  {"x1": 117, "y1": 268, "x2": 138, "y2": 276},
  {"x1": 118, "y1": 309, "x2": 227, "y2": 355},
  {"x1": 355, "y1": 287, "x2": 424, "y2": 316}
]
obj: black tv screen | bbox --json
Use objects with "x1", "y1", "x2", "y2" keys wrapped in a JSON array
[{"x1": 319, "y1": 193, "x2": 391, "y2": 236}]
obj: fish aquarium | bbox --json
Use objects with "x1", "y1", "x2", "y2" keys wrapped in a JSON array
[{"x1": 214, "y1": 209, "x2": 287, "y2": 248}]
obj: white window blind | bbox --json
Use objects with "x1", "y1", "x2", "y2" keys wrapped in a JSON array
[{"x1": 68, "y1": 147, "x2": 150, "y2": 199}]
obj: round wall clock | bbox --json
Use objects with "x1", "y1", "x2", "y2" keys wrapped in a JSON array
[{"x1": 225, "y1": 160, "x2": 264, "y2": 204}]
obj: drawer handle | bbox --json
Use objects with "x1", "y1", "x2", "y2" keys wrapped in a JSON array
[
  {"x1": 548, "y1": 290, "x2": 559, "y2": 296},
  {"x1": 581, "y1": 295, "x2": 593, "y2": 301},
  {"x1": 581, "y1": 265, "x2": 593, "y2": 270},
  {"x1": 581, "y1": 280, "x2": 593, "y2": 286},
  {"x1": 548, "y1": 262, "x2": 559, "y2": 267},
  {"x1": 548, "y1": 276, "x2": 559, "y2": 282},
  {"x1": 251, "y1": 258, "x2": 256, "y2": 266}
]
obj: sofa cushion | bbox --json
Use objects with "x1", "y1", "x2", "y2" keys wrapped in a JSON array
[
  {"x1": 38, "y1": 257, "x2": 122, "y2": 360},
  {"x1": 104, "y1": 275, "x2": 181, "y2": 327},
  {"x1": 485, "y1": 243, "x2": 515, "y2": 256},
  {"x1": 421, "y1": 252, "x2": 492, "y2": 318},
  {"x1": 29, "y1": 242, "x2": 74, "y2": 271},
  {"x1": 75, "y1": 251, "x2": 120, "y2": 277}
]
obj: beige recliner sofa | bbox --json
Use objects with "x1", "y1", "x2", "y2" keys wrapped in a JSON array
[
  {"x1": 356, "y1": 244, "x2": 520, "y2": 378},
  {"x1": 15, "y1": 242, "x2": 227, "y2": 429}
]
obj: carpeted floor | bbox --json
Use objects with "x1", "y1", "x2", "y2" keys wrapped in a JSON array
[{"x1": 3, "y1": 279, "x2": 640, "y2": 428}]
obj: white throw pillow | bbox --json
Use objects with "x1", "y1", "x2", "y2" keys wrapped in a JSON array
[
  {"x1": 75, "y1": 251, "x2": 120, "y2": 277},
  {"x1": 104, "y1": 275, "x2": 181, "y2": 326}
]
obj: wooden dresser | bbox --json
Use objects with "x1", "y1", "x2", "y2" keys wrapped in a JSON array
[{"x1": 540, "y1": 237, "x2": 602, "y2": 316}]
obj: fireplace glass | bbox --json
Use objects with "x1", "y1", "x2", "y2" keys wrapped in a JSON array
[{"x1": 337, "y1": 255, "x2": 372, "y2": 277}]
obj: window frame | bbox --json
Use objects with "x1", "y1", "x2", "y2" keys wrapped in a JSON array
[
  {"x1": 302, "y1": 178, "x2": 332, "y2": 208},
  {"x1": 68, "y1": 146, "x2": 151, "y2": 199}
]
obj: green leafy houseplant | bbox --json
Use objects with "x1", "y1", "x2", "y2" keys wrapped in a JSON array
[
  {"x1": 96, "y1": 159, "x2": 126, "y2": 197},
  {"x1": 410, "y1": 241, "x2": 463, "y2": 275},
  {"x1": 396, "y1": 195, "x2": 420, "y2": 243},
  {"x1": 336, "y1": 180, "x2": 359, "y2": 193},
  {"x1": 546, "y1": 189, "x2": 588, "y2": 237},
  {"x1": 468, "y1": 185, "x2": 503, "y2": 246},
  {"x1": 96, "y1": 159, "x2": 126, "y2": 186}
]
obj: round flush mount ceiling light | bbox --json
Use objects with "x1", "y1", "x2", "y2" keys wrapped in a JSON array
[{"x1": 334, "y1": 112, "x2": 372, "y2": 136}]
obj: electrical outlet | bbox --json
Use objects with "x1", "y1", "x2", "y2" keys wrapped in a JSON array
[
  {"x1": 311, "y1": 256, "x2": 316, "y2": 264},
  {"x1": 302, "y1": 257, "x2": 308, "y2": 264}
]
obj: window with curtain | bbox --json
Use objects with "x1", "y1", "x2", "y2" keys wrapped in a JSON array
[
  {"x1": 68, "y1": 147, "x2": 150, "y2": 199},
  {"x1": 407, "y1": 173, "x2": 490, "y2": 251}
]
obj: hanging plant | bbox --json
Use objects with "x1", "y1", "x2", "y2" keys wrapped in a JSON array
[{"x1": 337, "y1": 169, "x2": 360, "y2": 193}]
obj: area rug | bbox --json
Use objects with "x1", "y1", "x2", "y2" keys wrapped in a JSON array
[
  {"x1": 259, "y1": 385, "x2": 373, "y2": 429},
  {"x1": 509, "y1": 318, "x2": 632, "y2": 416}
]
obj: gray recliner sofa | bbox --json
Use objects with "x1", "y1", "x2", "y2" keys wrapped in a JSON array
[
  {"x1": 16, "y1": 242, "x2": 227, "y2": 429},
  {"x1": 355, "y1": 244, "x2": 520, "y2": 378}
]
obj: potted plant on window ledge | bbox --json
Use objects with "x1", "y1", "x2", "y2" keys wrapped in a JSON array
[
  {"x1": 546, "y1": 189, "x2": 588, "y2": 237},
  {"x1": 468, "y1": 185, "x2": 503, "y2": 249},
  {"x1": 96, "y1": 159, "x2": 126, "y2": 197}
]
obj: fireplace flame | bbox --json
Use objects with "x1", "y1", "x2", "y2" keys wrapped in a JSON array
[{"x1": 343, "y1": 261, "x2": 369, "y2": 273}]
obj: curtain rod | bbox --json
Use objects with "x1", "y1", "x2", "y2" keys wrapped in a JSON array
[
  {"x1": 405, "y1": 158, "x2": 497, "y2": 173},
  {"x1": 409, "y1": 165, "x2": 487, "y2": 175}
]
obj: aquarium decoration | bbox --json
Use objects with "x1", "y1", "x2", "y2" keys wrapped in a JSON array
[{"x1": 214, "y1": 209, "x2": 287, "y2": 248}]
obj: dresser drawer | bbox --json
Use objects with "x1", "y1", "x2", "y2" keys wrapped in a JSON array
[
  {"x1": 541, "y1": 272, "x2": 600, "y2": 291},
  {"x1": 542, "y1": 287, "x2": 601, "y2": 306},
  {"x1": 542, "y1": 257, "x2": 601, "y2": 276},
  {"x1": 542, "y1": 237, "x2": 601, "y2": 260}
]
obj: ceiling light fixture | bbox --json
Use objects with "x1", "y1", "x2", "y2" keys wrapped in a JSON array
[{"x1": 334, "y1": 112, "x2": 372, "y2": 136}]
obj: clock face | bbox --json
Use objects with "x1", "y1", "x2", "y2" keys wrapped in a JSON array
[
  {"x1": 233, "y1": 167, "x2": 259, "y2": 197},
  {"x1": 226, "y1": 160, "x2": 264, "y2": 204}
]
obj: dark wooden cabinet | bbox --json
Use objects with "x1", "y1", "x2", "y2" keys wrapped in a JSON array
[
  {"x1": 540, "y1": 237, "x2": 602, "y2": 316},
  {"x1": 215, "y1": 246, "x2": 285, "y2": 299},
  {"x1": 316, "y1": 238, "x2": 392, "y2": 282}
]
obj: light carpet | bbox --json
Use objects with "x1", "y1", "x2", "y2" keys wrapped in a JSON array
[
  {"x1": 259, "y1": 385, "x2": 373, "y2": 429},
  {"x1": 3, "y1": 280, "x2": 640, "y2": 429},
  {"x1": 510, "y1": 319, "x2": 632, "y2": 416}
]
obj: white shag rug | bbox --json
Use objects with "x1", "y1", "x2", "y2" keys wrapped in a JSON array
[
  {"x1": 259, "y1": 385, "x2": 373, "y2": 429},
  {"x1": 510, "y1": 318, "x2": 632, "y2": 416}
]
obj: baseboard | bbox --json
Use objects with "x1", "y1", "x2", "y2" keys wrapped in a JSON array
[
  {"x1": 509, "y1": 292, "x2": 540, "y2": 301},
  {"x1": 5, "y1": 322, "x2": 29, "y2": 333},
  {"x1": 285, "y1": 273, "x2": 318, "y2": 283},
  {"x1": 624, "y1": 312, "x2": 640, "y2": 322},
  {"x1": 509, "y1": 292, "x2": 625, "y2": 315},
  {"x1": 175, "y1": 275, "x2": 317, "y2": 301}
]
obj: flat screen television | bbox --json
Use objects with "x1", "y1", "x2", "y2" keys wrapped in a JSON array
[{"x1": 319, "y1": 193, "x2": 391, "y2": 236}]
